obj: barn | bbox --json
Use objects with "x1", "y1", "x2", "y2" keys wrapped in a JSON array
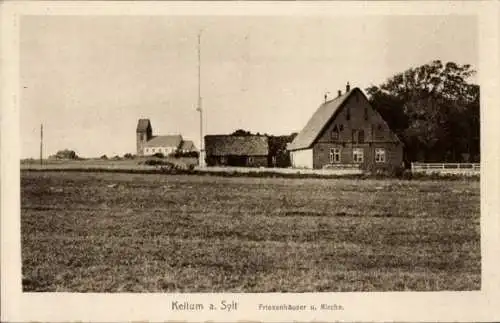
[
  {"x1": 205, "y1": 135, "x2": 269, "y2": 167},
  {"x1": 287, "y1": 83, "x2": 403, "y2": 170}
]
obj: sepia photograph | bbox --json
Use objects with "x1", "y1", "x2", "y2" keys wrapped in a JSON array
[
  {"x1": 19, "y1": 13, "x2": 481, "y2": 293},
  {"x1": 2, "y1": 1, "x2": 500, "y2": 322}
]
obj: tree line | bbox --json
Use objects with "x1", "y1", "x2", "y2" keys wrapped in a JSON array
[{"x1": 366, "y1": 60, "x2": 480, "y2": 163}]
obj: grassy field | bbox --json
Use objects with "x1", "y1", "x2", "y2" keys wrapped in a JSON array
[
  {"x1": 21, "y1": 156, "x2": 199, "y2": 170},
  {"x1": 21, "y1": 171, "x2": 480, "y2": 292}
]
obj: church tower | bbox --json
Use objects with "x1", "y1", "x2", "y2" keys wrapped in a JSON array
[{"x1": 136, "y1": 119, "x2": 153, "y2": 156}]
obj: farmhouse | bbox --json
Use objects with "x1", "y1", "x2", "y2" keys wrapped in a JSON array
[
  {"x1": 136, "y1": 119, "x2": 197, "y2": 156},
  {"x1": 205, "y1": 135, "x2": 269, "y2": 167},
  {"x1": 287, "y1": 83, "x2": 403, "y2": 170}
]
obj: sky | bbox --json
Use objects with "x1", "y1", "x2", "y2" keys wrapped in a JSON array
[{"x1": 20, "y1": 14, "x2": 478, "y2": 158}]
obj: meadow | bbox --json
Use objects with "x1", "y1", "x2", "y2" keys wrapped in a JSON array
[{"x1": 21, "y1": 171, "x2": 480, "y2": 292}]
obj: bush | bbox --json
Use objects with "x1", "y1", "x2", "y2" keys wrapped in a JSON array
[
  {"x1": 153, "y1": 152, "x2": 165, "y2": 158},
  {"x1": 144, "y1": 159, "x2": 174, "y2": 167},
  {"x1": 100, "y1": 155, "x2": 108, "y2": 160},
  {"x1": 400, "y1": 169, "x2": 413, "y2": 180},
  {"x1": 173, "y1": 151, "x2": 199, "y2": 158},
  {"x1": 51, "y1": 149, "x2": 79, "y2": 160},
  {"x1": 123, "y1": 153, "x2": 134, "y2": 159}
]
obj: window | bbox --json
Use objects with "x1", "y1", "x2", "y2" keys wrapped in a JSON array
[
  {"x1": 358, "y1": 130, "x2": 365, "y2": 143},
  {"x1": 248, "y1": 156, "x2": 254, "y2": 164},
  {"x1": 375, "y1": 148, "x2": 386, "y2": 163},
  {"x1": 346, "y1": 108, "x2": 350, "y2": 120},
  {"x1": 152, "y1": 148, "x2": 155, "y2": 153},
  {"x1": 331, "y1": 125, "x2": 339, "y2": 141},
  {"x1": 364, "y1": 107, "x2": 368, "y2": 120},
  {"x1": 353, "y1": 148, "x2": 364, "y2": 163},
  {"x1": 141, "y1": 134, "x2": 145, "y2": 141},
  {"x1": 329, "y1": 148, "x2": 341, "y2": 163},
  {"x1": 339, "y1": 124, "x2": 344, "y2": 131}
]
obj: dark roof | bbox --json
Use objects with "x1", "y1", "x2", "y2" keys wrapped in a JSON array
[
  {"x1": 144, "y1": 135, "x2": 183, "y2": 148},
  {"x1": 136, "y1": 119, "x2": 152, "y2": 132},
  {"x1": 205, "y1": 135, "x2": 269, "y2": 156},
  {"x1": 288, "y1": 88, "x2": 354, "y2": 151},
  {"x1": 180, "y1": 140, "x2": 196, "y2": 151}
]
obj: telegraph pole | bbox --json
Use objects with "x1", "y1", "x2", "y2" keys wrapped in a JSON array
[
  {"x1": 196, "y1": 31, "x2": 206, "y2": 168},
  {"x1": 40, "y1": 123, "x2": 43, "y2": 166}
]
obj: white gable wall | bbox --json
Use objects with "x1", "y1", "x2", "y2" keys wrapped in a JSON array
[{"x1": 290, "y1": 149, "x2": 313, "y2": 169}]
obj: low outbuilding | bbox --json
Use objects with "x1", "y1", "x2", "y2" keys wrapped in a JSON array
[{"x1": 205, "y1": 135, "x2": 269, "y2": 167}]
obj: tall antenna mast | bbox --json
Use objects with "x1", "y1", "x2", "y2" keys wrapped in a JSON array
[
  {"x1": 196, "y1": 30, "x2": 205, "y2": 168},
  {"x1": 40, "y1": 123, "x2": 43, "y2": 166}
]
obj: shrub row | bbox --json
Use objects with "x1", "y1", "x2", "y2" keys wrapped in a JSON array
[{"x1": 22, "y1": 167, "x2": 479, "y2": 181}]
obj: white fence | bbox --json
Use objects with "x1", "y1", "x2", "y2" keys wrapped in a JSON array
[{"x1": 411, "y1": 163, "x2": 480, "y2": 176}]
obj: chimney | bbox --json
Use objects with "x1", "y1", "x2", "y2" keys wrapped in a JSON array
[
  {"x1": 346, "y1": 82, "x2": 351, "y2": 92},
  {"x1": 337, "y1": 90, "x2": 342, "y2": 97}
]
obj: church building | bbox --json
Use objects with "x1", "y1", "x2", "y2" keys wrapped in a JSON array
[{"x1": 136, "y1": 119, "x2": 197, "y2": 156}]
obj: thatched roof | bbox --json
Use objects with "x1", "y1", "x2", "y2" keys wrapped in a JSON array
[
  {"x1": 205, "y1": 135, "x2": 269, "y2": 156},
  {"x1": 287, "y1": 89, "x2": 356, "y2": 151}
]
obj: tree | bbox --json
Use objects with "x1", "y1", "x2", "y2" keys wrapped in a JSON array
[
  {"x1": 366, "y1": 60, "x2": 479, "y2": 163},
  {"x1": 268, "y1": 132, "x2": 298, "y2": 167},
  {"x1": 231, "y1": 129, "x2": 253, "y2": 136},
  {"x1": 51, "y1": 149, "x2": 79, "y2": 160}
]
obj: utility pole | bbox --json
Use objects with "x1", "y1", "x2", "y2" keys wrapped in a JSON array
[
  {"x1": 196, "y1": 31, "x2": 206, "y2": 168},
  {"x1": 40, "y1": 123, "x2": 43, "y2": 166}
]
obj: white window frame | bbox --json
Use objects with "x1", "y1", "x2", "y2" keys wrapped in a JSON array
[
  {"x1": 375, "y1": 148, "x2": 386, "y2": 163},
  {"x1": 352, "y1": 148, "x2": 364, "y2": 163},
  {"x1": 329, "y1": 148, "x2": 341, "y2": 163}
]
